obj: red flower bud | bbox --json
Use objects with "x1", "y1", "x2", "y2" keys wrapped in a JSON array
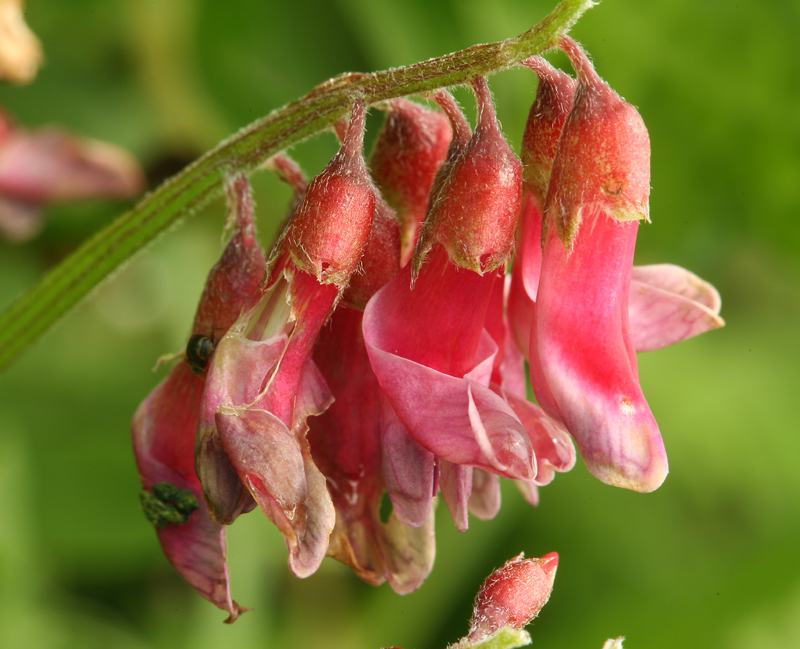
[
  {"x1": 465, "y1": 552, "x2": 558, "y2": 644},
  {"x1": 547, "y1": 37, "x2": 650, "y2": 249},
  {"x1": 520, "y1": 57, "x2": 576, "y2": 204},
  {"x1": 369, "y1": 98, "x2": 451, "y2": 264},
  {"x1": 414, "y1": 77, "x2": 522, "y2": 275},
  {"x1": 283, "y1": 99, "x2": 376, "y2": 287}
]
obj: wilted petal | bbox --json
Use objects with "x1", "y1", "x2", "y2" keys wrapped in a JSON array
[
  {"x1": 215, "y1": 406, "x2": 334, "y2": 578},
  {"x1": 133, "y1": 364, "x2": 246, "y2": 622},
  {"x1": 629, "y1": 263, "x2": 724, "y2": 351}
]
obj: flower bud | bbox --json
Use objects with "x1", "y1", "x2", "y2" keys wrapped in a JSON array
[
  {"x1": 414, "y1": 77, "x2": 522, "y2": 275},
  {"x1": 547, "y1": 37, "x2": 650, "y2": 249},
  {"x1": 519, "y1": 57, "x2": 576, "y2": 205},
  {"x1": 369, "y1": 99, "x2": 451, "y2": 264},
  {"x1": 284, "y1": 99, "x2": 376, "y2": 287},
  {"x1": 464, "y1": 552, "x2": 558, "y2": 644},
  {"x1": 341, "y1": 190, "x2": 401, "y2": 310}
]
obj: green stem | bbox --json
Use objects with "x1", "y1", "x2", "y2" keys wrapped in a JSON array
[{"x1": 0, "y1": 0, "x2": 593, "y2": 372}]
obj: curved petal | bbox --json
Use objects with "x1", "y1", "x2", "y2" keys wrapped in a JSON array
[
  {"x1": 440, "y1": 461, "x2": 472, "y2": 532},
  {"x1": 216, "y1": 406, "x2": 335, "y2": 578},
  {"x1": 366, "y1": 332, "x2": 534, "y2": 481},
  {"x1": 132, "y1": 364, "x2": 245, "y2": 622},
  {"x1": 629, "y1": 263, "x2": 724, "y2": 351}
]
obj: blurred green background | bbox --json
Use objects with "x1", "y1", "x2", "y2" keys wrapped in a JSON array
[{"x1": 1, "y1": 0, "x2": 799, "y2": 647}]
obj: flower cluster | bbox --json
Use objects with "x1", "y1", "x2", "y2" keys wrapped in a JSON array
[{"x1": 132, "y1": 38, "x2": 723, "y2": 619}]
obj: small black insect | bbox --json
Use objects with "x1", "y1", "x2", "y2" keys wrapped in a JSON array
[{"x1": 185, "y1": 333, "x2": 215, "y2": 374}]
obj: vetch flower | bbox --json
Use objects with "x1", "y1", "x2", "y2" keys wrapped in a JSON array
[
  {"x1": 533, "y1": 37, "x2": 666, "y2": 492},
  {"x1": 196, "y1": 100, "x2": 379, "y2": 578},
  {"x1": 132, "y1": 173, "x2": 266, "y2": 622},
  {"x1": 364, "y1": 78, "x2": 534, "y2": 531}
]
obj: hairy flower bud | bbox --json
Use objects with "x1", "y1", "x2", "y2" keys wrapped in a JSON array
[
  {"x1": 547, "y1": 37, "x2": 650, "y2": 249},
  {"x1": 463, "y1": 552, "x2": 558, "y2": 645},
  {"x1": 369, "y1": 98, "x2": 451, "y2": 264},
  {"x1": 414, "y1": 77, "x2": 522, "y2": 275},
  {"x1": 284, "y1": 99, "x2": 376, "y2": 287},
  {"x1": 520, "y1": 57, "x2": 576, "y2": 204}
]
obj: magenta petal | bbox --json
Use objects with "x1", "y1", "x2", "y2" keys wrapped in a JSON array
[
  {"x1": 132, "y1": 364, "x2": 245, "y2": 622},
  {"x1": 367, "y1": 331, "x2": 534, "y2": 480},
  {"x1": 379, "y1": 392, "x2": 435, "y2": 527},
  {"x1": 216, "y1": 406, "x2": 335, "y2": 578},
  {"x1": 440, "y1": 461, "x2": 473, "y2": 532},
  {"x1": 629, "y1": 264, "x2": 725, "y2": 351},
  {"x1": 536, "y1": 210, "x2": 668, "y2": 492},
  {"x1": 468, "y1": 469, "x2": 502, "y2": 521}
]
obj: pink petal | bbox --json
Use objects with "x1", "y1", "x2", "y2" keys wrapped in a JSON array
[
  {"x1": 468, "y1": 469, "x2": 502, "y2": 521},
  {"x1": 379, "y1": 392, "x2": 436, "y2": 527},
  {"x1": 308, "y1": 306, "x2": 435, "y2": 593},
  {"x1": 132, "y1": 364, "x2": 245, "y2": 622},
  {"x1": 440, "y1": 461, "x2": 473, "y2": 532},
  {"x1": 502, "y1": 389, "x2": 576, "y2": 485},
  {"x1": 366, "y1": 332, "x2": 534, "y2": 481},
  {"x1": 629, "y1": 263, "x2": 724, "y2": 351},
  {"x1": 215, "y1": 406, "x2": 335, "y2": 578},
  {"x1": 536, "y1": 209, "x2": 668, "y2": 492}
]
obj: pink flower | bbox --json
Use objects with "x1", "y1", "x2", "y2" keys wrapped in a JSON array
[
  {"x1": 532, "y1": 37, "x2": 664, "y2": 492},
  {"x1": 196, "y1": 101, "x2": 379, "y2": 578},
  {"x1": 132, "y1": 174, "x2": 265, "y2": 622},
  {"x1": 364, "y1": 78, "x2": 535, "y2": 531},
  {"x1": 510, "y1": 45, "x2": 723, "y2": 493}
]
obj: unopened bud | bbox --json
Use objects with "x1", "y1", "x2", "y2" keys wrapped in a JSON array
[
  {"x1": 414, "y1": 77, "x2": 522, "y2": 275},
  {"x1": 284, "y1": 100, "x2": 376, "y2": 287},
  {"x1": 547, "y1": 37, "x2": 650, "y2": 249},
  {"x1": 0, "y1": 0, "x2": 42, "y2": 84},
  {"x1": 369, "y1": 99, "x2": 451, "y2": 264},
  {"x1": 465, "y1": 552, "x2": 558, "y2": 645},
  {"x1": 341, "y1": 190, "x2": 401, "y2": 310},
  {"x1": 519, "y1": 57, "x2": 576, "y2": 205}
]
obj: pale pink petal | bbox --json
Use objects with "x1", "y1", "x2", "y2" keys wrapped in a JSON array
[
  {"x1": 502, "y1": 389, "x2": 575, "y2": 485},
  {"x1": 367, "y1": 331, "x2": 534, "y2": 480},
  {"x1": 468, "y1": 469, "x2": 502, "y2": 521},
  {"x1": 440, "y1": 461, "x2": 473, "y2": 532},
  {"x1": 629, "y1": 263, "x2": 724, "y2": 351},
  {"x1": 379, "y1": 392, "x2": 436, "y2": 527}
]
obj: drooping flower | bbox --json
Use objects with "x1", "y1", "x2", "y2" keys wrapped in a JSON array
[
  {"x1": 132, "y1": 173, "x2": 266, "y2": 622},
  {"x1": 364, "y1": 78, "x2": 536, "y2": 531},
  {"x1": 196, "y1": 100, "x2": 379, "y2": 578},
  {"x1": 0, "y1": 107, "x2": 144, "y2": 242},
  {"x1": 532, "y1": 37, "x2": 667, "y2": 492}
]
